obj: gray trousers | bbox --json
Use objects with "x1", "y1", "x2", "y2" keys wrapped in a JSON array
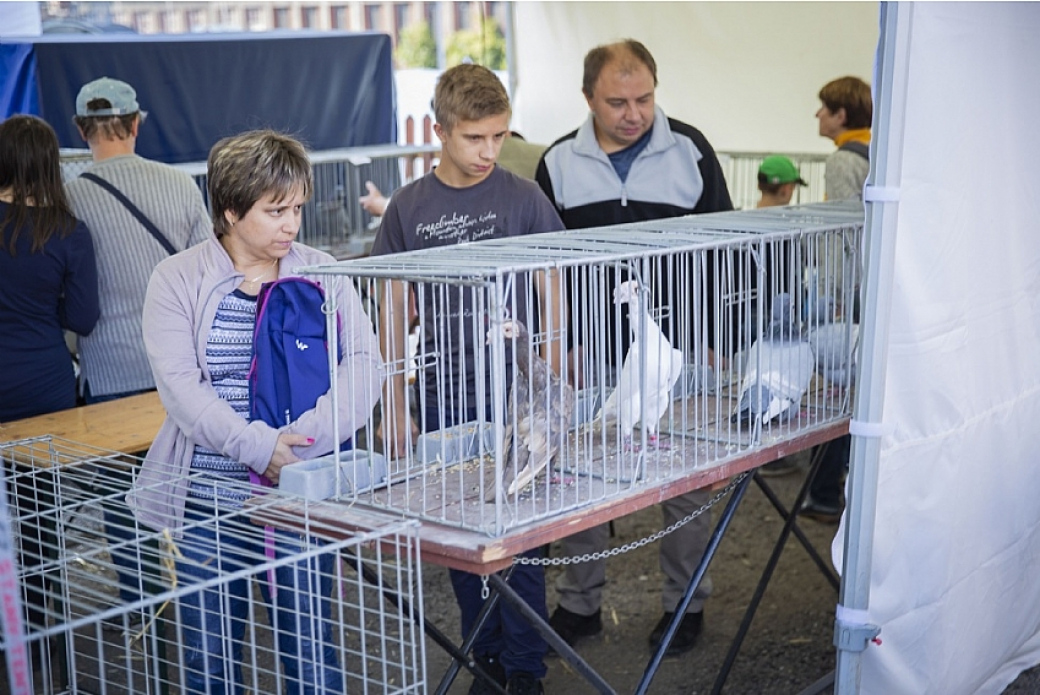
[{"x1": 555, "y1": 489, "x2": 713, "y2": 616}]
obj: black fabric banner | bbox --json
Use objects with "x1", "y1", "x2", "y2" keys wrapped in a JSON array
[{"x1": 16, "y1": 31, "x2": 394, "y2": 163}]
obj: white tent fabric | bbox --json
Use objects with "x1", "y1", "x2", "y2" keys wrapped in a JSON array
[
  {"x1": 834, "y1": 3, "x2": 1040, "y2": 693},
  {"x1": 512, "y1": 2, "x2": 877, "y2": 152},
  {"x1": 0, "y1": 2, "x2": 42, "y2": 36}
]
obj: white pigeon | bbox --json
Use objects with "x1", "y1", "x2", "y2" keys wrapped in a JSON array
[
  {"x1": 595, "y1": 280, "x2": 684, "y2": 448},
  {"x1": 485, "y1": 319, "x2": 575, "y2": 500},
  {"x1": 732, "y1": 293, "x2": 816, "y2": 426}
]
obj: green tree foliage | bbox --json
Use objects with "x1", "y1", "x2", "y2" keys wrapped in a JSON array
[
  {"x1": 395, "y1": 21, "x2": 437, "y2": 68},
  {"x1": 445, "y1": 18, "x2": 506, "y2": 69}
]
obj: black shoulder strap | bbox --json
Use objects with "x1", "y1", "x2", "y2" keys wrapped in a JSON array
[
  {"x1": 79, "y1": 172, "x2": 178, "y2": 256},
  {"x1": 839, "y1": 140, "x2": 870, "y2": 162}
]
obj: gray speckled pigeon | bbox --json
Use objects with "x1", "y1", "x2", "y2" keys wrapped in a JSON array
[
  {"x1": 486, "y1": 319, "x2": 575, "y2": 499},
  {"x1": 808, "y1": 321, "x2": 859, "y2": 387}
]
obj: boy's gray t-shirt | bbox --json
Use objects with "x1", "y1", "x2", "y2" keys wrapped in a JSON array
[{"x1": 371, "y1": 165, "x2": 565, "y2": 410}]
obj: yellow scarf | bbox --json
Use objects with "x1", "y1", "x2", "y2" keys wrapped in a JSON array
[{"x1": 834, "y1": 128, "x2": 871, "y2": 147}]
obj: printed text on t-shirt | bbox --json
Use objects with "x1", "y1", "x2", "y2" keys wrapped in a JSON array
[{"x1": 416, "y1": 210, "x2": 498, "y2": 242}]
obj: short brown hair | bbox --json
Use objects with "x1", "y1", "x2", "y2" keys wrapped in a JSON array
[
  {"x1": 818, "y1": 76, "x2": 873, "y2": 130},
  {"x1": 207, "y1": 130, "x2": 313, "y2": 238},
  {"x1": 582, "y1": 39, "x2": 658, "y2": 99},
  {"x1": 433, "y1": 64, "x2": 510, "y2": 133},
  {"x1": 73, "y1": 98, "x2": 138, "y2": 141}
]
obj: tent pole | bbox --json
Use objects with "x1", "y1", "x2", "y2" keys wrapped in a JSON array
[
  {"x1": 504, "y1": 1, "x2": 519, "y2": 100},
  {"x1": 834, "y1": 2, "x2": 914, "y2": 693}
]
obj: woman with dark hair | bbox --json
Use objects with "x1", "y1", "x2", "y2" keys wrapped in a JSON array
[
  {"x1": 0, "y1": 114, "x2": 99, "y2": 675},
  {"x1": 0, "y1": 114, "x2": 99, "y2": 420}
]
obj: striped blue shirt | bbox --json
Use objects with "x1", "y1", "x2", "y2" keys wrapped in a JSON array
[{"x1": 188, "y1": 289, "x2": 258, "y2": 505}]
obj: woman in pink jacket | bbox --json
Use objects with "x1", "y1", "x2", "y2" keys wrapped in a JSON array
[{"x1": 130, "y1": 130, "x2": 383, "y2": 694}]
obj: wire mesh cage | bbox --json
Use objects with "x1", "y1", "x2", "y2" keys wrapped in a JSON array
[
  {"x1": 0, "y1": 437, "x2": 426, "y2": 695},
  {"x1": 292, "y1": 201, "x2": 864, "y2": 537}
]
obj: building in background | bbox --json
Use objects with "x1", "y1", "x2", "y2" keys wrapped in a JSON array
[{"x1": 39, "y1": 1, "x2": 510, "y2": 69}]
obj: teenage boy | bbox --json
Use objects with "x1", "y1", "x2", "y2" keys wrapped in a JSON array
[{"x1": 370, "y1": 63, "x2": 565, "y2": 695}]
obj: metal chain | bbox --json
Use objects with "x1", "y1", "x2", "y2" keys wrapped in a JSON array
[{"x1": 514, "y1": 472, "x2": 749, "y2": 567}]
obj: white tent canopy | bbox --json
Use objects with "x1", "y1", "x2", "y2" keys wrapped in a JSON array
[
  {"x1": 512, "y1": 2, "x2": 878, "y2": 153},
  {"x1": 0, "y1": 2, "x2": 42, "y2": 36},
  {"x1": 835, "y1": 2, "x2": 1040, "y2": 693}
]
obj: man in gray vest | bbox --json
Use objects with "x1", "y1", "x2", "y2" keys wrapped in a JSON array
[
  {"x1": 66, "y1": 77, "x2": 210, "y2": 604},
  {"x1": 67, "y1": 77, "x2": 210, "y2": 404}
]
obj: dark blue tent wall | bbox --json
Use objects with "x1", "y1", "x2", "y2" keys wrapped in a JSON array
[
  {"x1": 0, "y1": 42, "x2": 39, "y2": 117},
  {"x1": 1, "y1": 31, "x2": 395, "y2": 163}
]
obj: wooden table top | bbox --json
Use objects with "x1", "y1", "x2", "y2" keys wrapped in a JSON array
[
  {"x1": 0, "y1": 391, "x2": 166, "y2": 455},
  {"x1": 1, "y1": 392, "x2": 848, "y2": 576},
  {"x1": 258, "y1": 419, "x2": 849, "y2": 575}
]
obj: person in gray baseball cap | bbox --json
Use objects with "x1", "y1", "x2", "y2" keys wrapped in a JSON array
[
  {"x1": 66, "y1": 76, "x2": 211, "y2": 607},
  {"x1": 75, "y1": 76, "x2": 148, "y2": 118},
  {"x1": 68, "y1": 76, "x2": 209, "y2": 402}
]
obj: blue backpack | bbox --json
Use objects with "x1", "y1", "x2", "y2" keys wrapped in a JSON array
[
  {"x1": 249, "y1": 276, "x2": 345, "y2": 442},
  {"x1": 249, "y1": 277, "x2": 346, "y2": 579}
]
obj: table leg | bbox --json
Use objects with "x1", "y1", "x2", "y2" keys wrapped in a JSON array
[
  {"x1": 486, "y1": 572, "x2": 617, "y2": 695},
  {"x1": 710, "y1": 444, "x2": 839, "y2": 695},
  {"x1": 633, "y1": 471, "x2": 754, "y2": 695},
  {"x1": 430, "y1": 565, "x2": 513, "y2": 695},
  {"x1": 753, "y1": 448, "x2": 841, "y2": 590},
  {"x1": 341, "y1": 550, "x2": 499, "y2": 692}
]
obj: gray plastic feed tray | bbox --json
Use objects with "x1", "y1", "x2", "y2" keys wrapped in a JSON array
[
  {"x1": 671, "y1": 363, "x2": 716, "y2": 399},
  {"x1": 415, "y1": 421, "x2": 494, "y2": 466},
  {"x1": 570, "y1": 388, "x2": 602, "y2": 430},
  {"x1": 279, "y1": 450, "x2": 388, "y2": 501}
]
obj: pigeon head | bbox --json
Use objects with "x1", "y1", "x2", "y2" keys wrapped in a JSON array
[
  {"x1": 770, "y1": 293, "x2": 794, "y2": 322},
  {"x1": 768, "y1": 293, "x2": 799, "y2": 339},
  {"x1": 614, "y1": 280, "x2": 641, "y2": 305},
  {"x1": 486, "y1": 319, "x2": 529, "y2": 344}
]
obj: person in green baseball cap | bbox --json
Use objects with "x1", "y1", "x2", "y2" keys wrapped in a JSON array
[{"x1": 756, "y1": 155, "x2": 806, "y2": 208}]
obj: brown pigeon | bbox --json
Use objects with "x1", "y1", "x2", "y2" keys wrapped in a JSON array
[{"x1": 486, "y1": 319, "x2": 575, "y2": 500}]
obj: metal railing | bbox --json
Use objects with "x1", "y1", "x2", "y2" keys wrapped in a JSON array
[
  {"x1": 60, "y1": 144, "x2": 441, "y2": 259},
  {"x1": 60, "y1": 147, "x2": 829, "y2": 256},
  {"x1": 719, "y1": 151, "x2": 829, "y2": 211}
]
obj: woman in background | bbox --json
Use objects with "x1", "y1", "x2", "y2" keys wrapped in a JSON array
[
  {"x1": 0, "y1": 114, "x2": 99, "y2": 674},
  {"x1": 0, "y1": 114, "x2": 99, "y2": 420}
]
